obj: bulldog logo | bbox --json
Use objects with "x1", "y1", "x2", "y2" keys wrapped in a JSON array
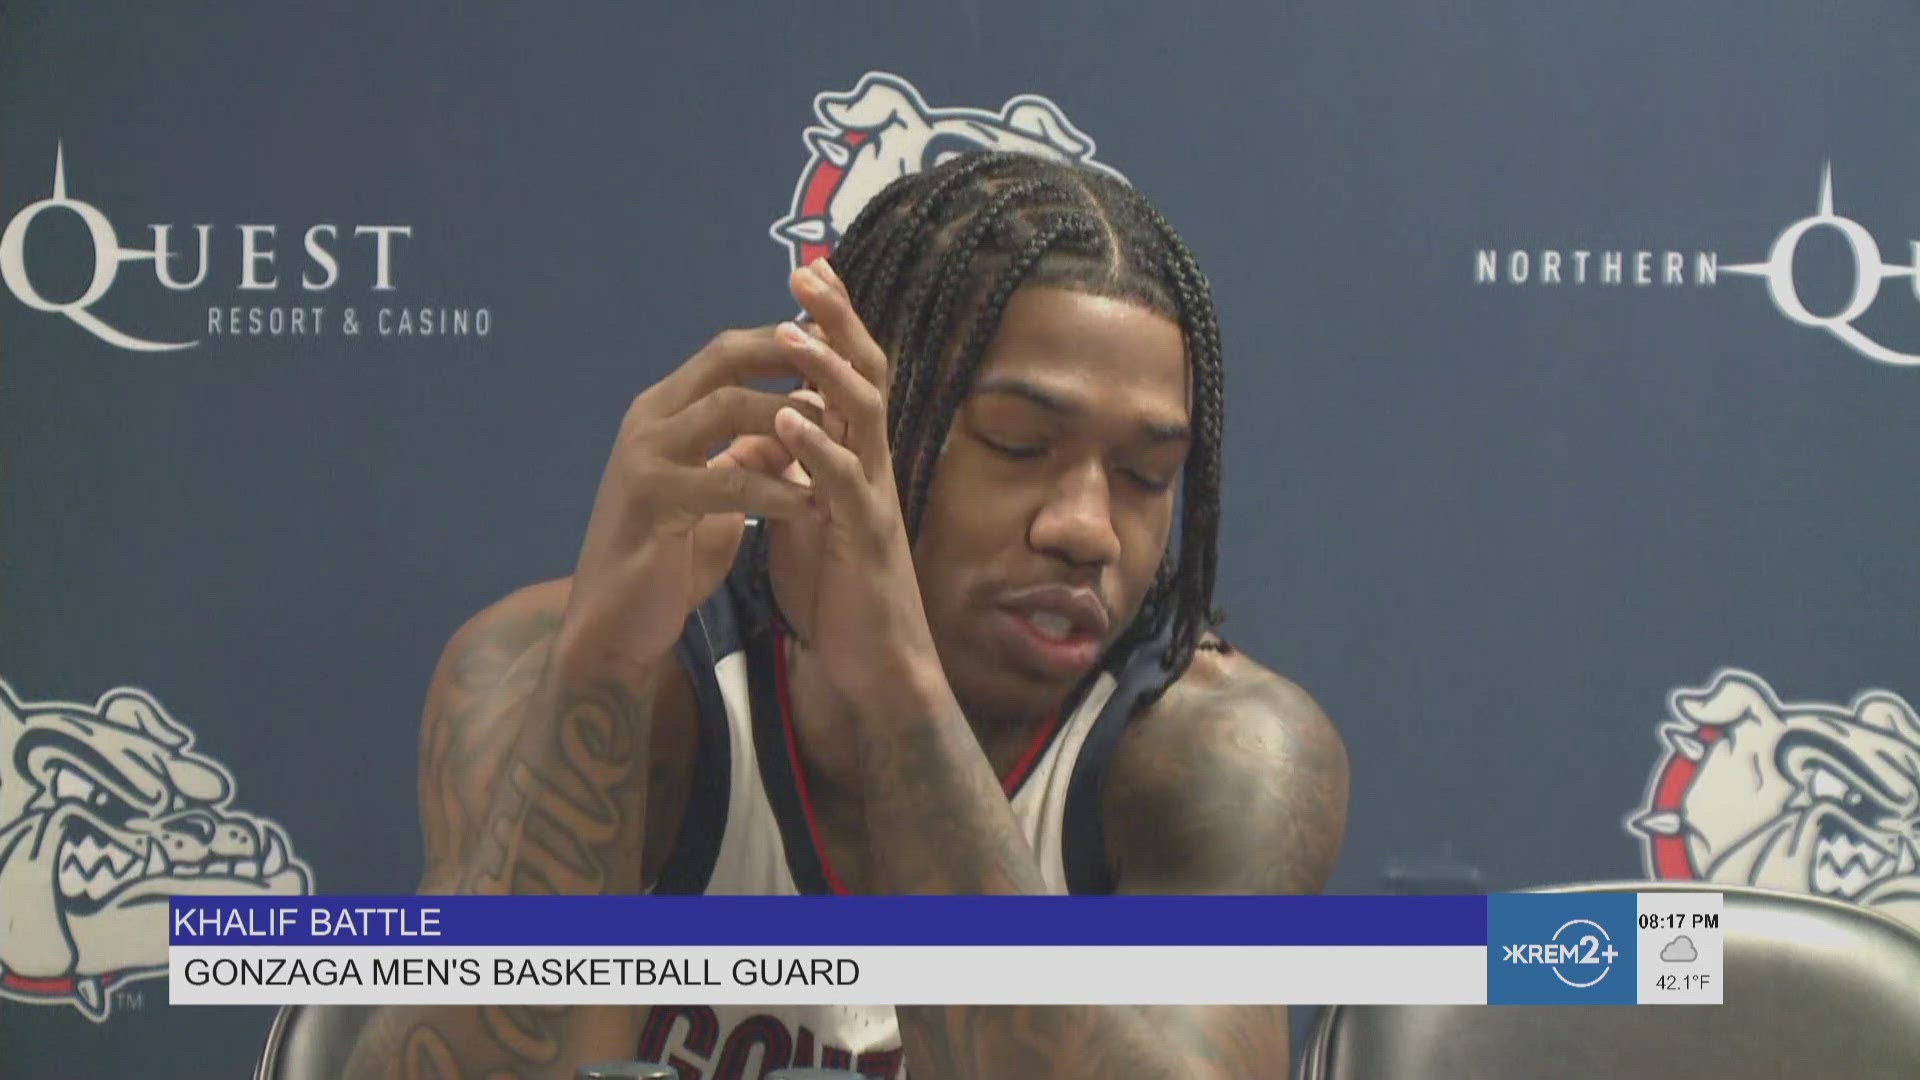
[
  {"x1": 0, "y1": 678, "x2": 313, "y2": 1020},
  {"x1": 770, "y1": 71, "x2": 1123, "y2": 269},
  {"x1": 1627, "y1": 669, "x2": 1920, "y2": 933}
]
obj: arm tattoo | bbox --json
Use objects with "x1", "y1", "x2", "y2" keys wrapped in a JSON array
[
  {"x1": 465, "y1": 677, "x2": 645, "y2": 896},
  {"x1": 341, "y1": 605, "x2": 656, "y2": 1079},
  {"x1": 419, "y1": 611, "x2": 555, "y2": 877},
  {"x1": 847, "y1": 687, "x2": 1216, "y2": 1077},
  {"x1": 855, "y1": 704, "x2": 1048, "y2": 895},
  {"x1": 855, "y1": 659, "x2": 1338, "y2": 1078}
]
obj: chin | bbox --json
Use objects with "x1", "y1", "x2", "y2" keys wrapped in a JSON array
[{"x1": 962, "y1": 660, "x2": 1088, "y2": 724}]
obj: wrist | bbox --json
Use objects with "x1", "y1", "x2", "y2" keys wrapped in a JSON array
[
  {"x1": 843, "y1": 642, "x2": 954, "y2": 732},
  {"x1": 550, "y1": 603, "x2": 672, "y2": 687}
]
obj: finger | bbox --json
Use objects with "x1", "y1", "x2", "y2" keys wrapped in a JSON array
[
  {"x1": 787, "y1": 385, "x2": 847, "y2": 446},
  {"x1": 708, "y1": 432, "x2": 795, "y2": 479},
  {"x1": 773, "y1": 405, "x2": 867, "y2": 517},
  {"x1": 646, "y1": 459, "x2": 817, "y2": 521},
  {"x1": 646, "y1": 385, "x2": 825, "y2": 465},
  {"x1": 773, "y1": 322, "x2": 885, "y2": 470},
  {"x1": 637, "y1": 326, "x2": 811, "y2": 420},
  {"x1": 791, "y1": 260, "x2": 889, "y2": 393}
]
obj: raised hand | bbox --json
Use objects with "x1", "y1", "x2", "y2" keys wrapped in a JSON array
[
  {"x1": 562, "y1": 324, "x2": 828, "y2": 665},
  {"x1": 762, "y1": 259, "x2": 943, "y2": 699}
]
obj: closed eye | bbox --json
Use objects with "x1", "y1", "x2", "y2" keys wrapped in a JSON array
[
  {"x1": 980, "y1": 435, "x2": 1046, "y2": 460},
  {"x1": 1123, "y1": 470, "x2": 1174, "y2": 492}
]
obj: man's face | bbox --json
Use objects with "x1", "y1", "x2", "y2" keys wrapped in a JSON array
[{"x1": 911, "y1": 286, "x2": 1191, "y2": 723}]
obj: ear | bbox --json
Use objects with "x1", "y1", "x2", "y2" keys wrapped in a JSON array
[
  {"x1": 0, "y1": 680, "x2": 26, "y2": 809},
  {"x1": 99, "y1": 687, "x2": 191, "y2": 749},
  {"x1": 1671, "y1": 669, "x2": 1781, "y2": 729},
  {"x1": 1002, "y1": 100, "x2": 1091, "y2": 157},
  {"x1": 820, "y1": 78, "x2": 922, "y2": 132},
  {"x1": 0, "y1": 677, "x2": 22, "y2": 748},
  {"x1": 1858, "y1": 693, "x2": 1920, "y2": 744}
]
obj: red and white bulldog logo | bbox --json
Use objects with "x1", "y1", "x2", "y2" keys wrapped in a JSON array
[
  {"x1": 1628, "y1": 669, "x2": 1920, "y2": 932},
  {"x1": 0, "y1": 678, "x2": 313, "y2": 1020},
  {"x1": 770, "y1": 71, "x2": 1122, "y2": 269}
]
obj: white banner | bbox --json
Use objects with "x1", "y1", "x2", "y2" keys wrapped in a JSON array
[{"x1": 168, "y1": 945, "x2": 1488, "y2": 1006}]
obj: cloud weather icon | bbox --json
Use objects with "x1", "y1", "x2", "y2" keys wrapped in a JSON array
[{"x1": 1660, "y1": 936, "x2": 1699, "y2": 963}]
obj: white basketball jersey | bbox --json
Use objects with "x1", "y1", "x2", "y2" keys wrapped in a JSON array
[{"x1": 633, "y1": 534, "x2": 1175, "y2": 1080}]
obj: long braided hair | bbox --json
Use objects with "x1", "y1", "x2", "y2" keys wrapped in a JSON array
[{"x1": 754, "y1": 150, "x2": 1228, "y2": 685}]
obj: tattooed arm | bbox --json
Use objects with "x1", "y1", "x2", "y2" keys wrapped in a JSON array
[
  {"x1": 864, "y1": 644, "x2": 1349, "y2": 1080},
  {"x1": 329, "y1": 308, "x2": 828, "y2": 1077},
  {"x1": 336, "y1": 581, "x2": 667, "y2": 1079}
]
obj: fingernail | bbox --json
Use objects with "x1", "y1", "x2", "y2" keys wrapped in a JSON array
[
  {"x1": 811, "y1": 257, "x2": 841, "y2": 285},
  {"x1": 776, "y1": 321, "x2": 808, "y2": 345}
]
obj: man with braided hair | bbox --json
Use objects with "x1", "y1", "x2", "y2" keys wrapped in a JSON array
[{"x1": 340, "y1": 151, "x2": 1349, "y2": 1080}]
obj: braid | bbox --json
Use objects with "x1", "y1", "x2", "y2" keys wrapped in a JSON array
[
  {"x1": 758, "y1": 150, "x2": 1230, "y2": 688},
  {"x1": 903, "y1": 213, "x2": 1102, "y2": 536},
  {"x1": 893, "y1": 182, "x2": 1083, "y2": 505}
]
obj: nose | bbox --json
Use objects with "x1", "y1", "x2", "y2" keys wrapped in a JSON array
[{"x1": 1029, "y1": 459, "x2": 1122, "y2": 571}]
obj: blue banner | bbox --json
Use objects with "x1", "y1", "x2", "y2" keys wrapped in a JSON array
[{"x1": 169, "y1": 894, "x2": 1490, "y2": 947}]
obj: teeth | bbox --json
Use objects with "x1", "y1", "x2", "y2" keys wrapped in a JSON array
[
  {"x1": 1813, "y1": 854, "x2": 1875, "y2": 898},
  {"x1": 176, "y1": 863, "x2": 200, "y2": 876},
  {"x1": 234, "y1": 859, "x2": 259, "y2": 878},
  {"x1": 1813, "y1": 832, "x2": 1894, "y2": 898},
  {"x1": 102, "y1": 841, "x2": 136, "y2": 876},
  {"x1": 262, "y1": 830, "x2": 287, "y2": 876},
  {"x1": 59, "y1": 830, "x2": 145, "y2": 900},
  {"x1": 145, "y1": 838, "x2": 171, "y2": 877},
  {"x1": 70, "y1": 835, "x2": 104, "y2": 874},
  {"x1": 85, "y1": 868, "x2": 117, "y2": 901},
  {"x1": 1026, "y1": 612, "x2": 1072, "y2": 640}
]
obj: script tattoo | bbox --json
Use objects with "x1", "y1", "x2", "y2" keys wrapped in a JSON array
[
  {"x1": 465, "y1": 679, "x2": 642, "y2": 896},
  {"x1": 420, "y1": 610, "x2": 557, "y2": 875},
  {"x1": 342, "y1": 602, "x2": 655, "y2": 1080},
  {"x1": 479, "y1": 1003, "x2": 569, "y2": 1067},
  {"x1": 400, "y1": 1025, "x2": 464, "y2": 1079}
]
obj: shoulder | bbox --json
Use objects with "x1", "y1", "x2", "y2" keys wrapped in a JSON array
[
  {"x1": 439, "y1": 578, "x2": 573, "y2": 672},
  {"x1": 1100, "y1": 637, "x2": 1350, "y2": 894}
]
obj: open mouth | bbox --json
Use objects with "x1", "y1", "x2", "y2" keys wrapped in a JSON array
[
  {"x1": 1799, "y1": 761, "x2": 1917, "y2": 900},
  {"x1": 1807, "y1": 816, "x2": 1917, "y2": 901},
  {"x1": 57, "y1": 817, "x2": 294, "y2": 915},
  {"x1": 992, "y1": 608, "x2": 1103, "y2": 680}
]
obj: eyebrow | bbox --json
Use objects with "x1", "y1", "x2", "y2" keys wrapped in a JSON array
[{"x1": 972, "y1": 375, "x2": 1191, "y2": 444}]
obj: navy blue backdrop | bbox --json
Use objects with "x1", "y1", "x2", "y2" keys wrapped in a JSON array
[{"x1": 6, "y1": 3, "x2": 1920, "y2": 1076}]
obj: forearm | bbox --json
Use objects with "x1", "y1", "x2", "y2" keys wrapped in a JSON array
[
  {"x1": 898, "y1": 1005, "x2": 1250, "y2": 1080},
  {"x1": 849, "y1": 662, "x2": 1049, "y2": 896},
  {"x1": 342, "y1": 618, "x2": 663, "y2": 1079},
  {"x1": 457, "y1": 622, "x2": 661, "y2": 897},
  {"x1": 339, "y1": 1002, "x2": 643, "y2": 1080},
  {"x1": 850, "y1": 665, "x2": 1214, "y2": 1079}
]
